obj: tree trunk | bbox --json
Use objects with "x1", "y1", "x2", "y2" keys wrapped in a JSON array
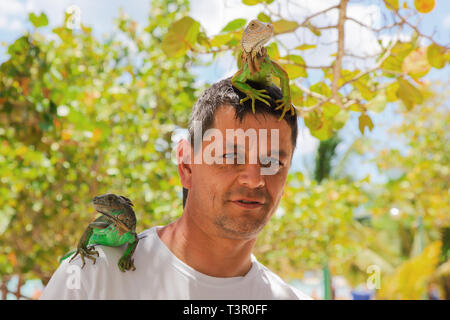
[
  {"x1": 15, "y1": 274, "x2": 23, "y2": 300},
  {"x1": 1, "y1": 276, "x2": 10, "y2": 300}
]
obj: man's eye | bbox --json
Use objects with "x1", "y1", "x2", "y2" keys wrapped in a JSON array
[
  {"x1": 223, "y1": 153, "x2": 236, "y2": 159},
  {"x1": 260, "y1": 157, "x2": 284, "y2": 167}
]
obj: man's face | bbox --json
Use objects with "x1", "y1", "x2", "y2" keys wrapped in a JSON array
[{"x1": 186, "y1": 105, "x2": 293, "y2": 240}]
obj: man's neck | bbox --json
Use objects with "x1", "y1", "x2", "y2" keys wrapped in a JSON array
[{"x1": 156, "y1": 214, "x2": 256, "y2": 278}]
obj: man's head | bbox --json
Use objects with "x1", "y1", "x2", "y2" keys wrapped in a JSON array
[{"x1": 177, "y1": 77, "x2": 297, "y2": 239}]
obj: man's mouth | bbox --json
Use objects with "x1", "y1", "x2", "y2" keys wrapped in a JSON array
[{"x1": 231, "y1": 199, "x2": 264, "y2": 209}]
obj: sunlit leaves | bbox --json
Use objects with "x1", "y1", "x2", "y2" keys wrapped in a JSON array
[
  {"x1": 358, "y1": 113, "x2": 374, "y2": 135},
  {"x1": 305, "y1": 22, "x2": 321, "y2": 36},
  {"x1": 397, "y1": 78, "x2": 423, "y2": 110},
  {"x1": 272, "y1": 19, "x2": 299, "y2": 35},
  {"x1": 402, "y1": 47, "x2": 431, "y2": 78},
  {"x1": 379, "y1": 241, "x2": 442, "y2": 299},
  {"x1": 384, "y1": 0, "x2": 399, "y2": 11},
  {"x1": 266, "y1": 42, "x2": 280, "y2": 60},
  {"x1": 295, "y1": 44, "x2": 316, "y2": 51},
  {"x1": 381, "y1": 42, "x2": 414, "y2": 75},
  {"x1": 29, "y1": 12, "x2": 49, "y2": 28},
  {"x1": 162, "y1": 16, "x2": 200, "y2": 58},
  {"x1": 209, "y1": 33, "x2": 235, "y2": 47},
  {"x1": 257, "y1": 12, "x2": 271, "y2": 23},
  {"x1": 282, "y1": 64, "x2": 307, "y2": 79},
  {"x1": 221, "y1": 18, "x2": 247, "y2": 32},
  {"x1": 414, "y1": 0, "x2": 435, "y2": 13},
  {"x1": 385, "y1": 82, "x2": 400, "y2": 102},
  {"x1": 242, "y1": 0, "x2": 261, "y2": 5},
  {"x1": 427, "y1": 43, "x2": 447, "y2": 69},
  {"x1": 255, "y1": 172, "x2": 368, "y2": 276},
  {"x1": 0, "y1": 0, "x2": 196, "y2": 284}
]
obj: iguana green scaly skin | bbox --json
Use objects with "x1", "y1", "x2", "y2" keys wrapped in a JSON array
[
  {"x1": 60, "y1": 194, "x2": 139, "y2": 272},
  {"x1": 232, "y1": 19, "x2": 295, "y2": 121}
]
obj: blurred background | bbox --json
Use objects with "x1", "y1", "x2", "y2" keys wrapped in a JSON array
[{"x1": 0, "y1": 0, "x2": 448, "y2": 300}]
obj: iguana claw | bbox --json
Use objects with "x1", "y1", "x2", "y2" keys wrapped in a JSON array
[
  {"x1": 240, "y1": 89, "x2": 271, "y2": 113},
  {"x1": 274, "y1": 98, "x2": 295, "y2": 121},
  {"x1": 69, "y1": 246, "x2": 99, "y2": 269},
  {"x1": 118, "y1": 255, "x2": 136, "y2": 272}
]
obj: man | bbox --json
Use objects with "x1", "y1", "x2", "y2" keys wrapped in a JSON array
[{"x1": 40, "y1": 78, "x2": 311, "y2": 299}]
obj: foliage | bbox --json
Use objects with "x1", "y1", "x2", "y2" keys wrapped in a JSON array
[
  {"x1": 378, "y1": 241, "x2": 442, "y2": 299},
  {"x1": 254, "y1": 172, "x2": 369, "y2": 280},
  {"x1": 0, "y1": 0, "x2": 448, "y2": 300},
  {"x1": 162, "y1": 0, "x2": 449, "y2": 140},
  {"x1": 0, "y1": 0, "x2": 198, "y2": 287}
]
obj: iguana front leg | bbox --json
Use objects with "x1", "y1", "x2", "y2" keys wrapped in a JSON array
[
  {"x1": 118, "y1": 233, "x2": 139, "y2": 272},
  {"x1": 232, "y1": 69, "x2": 271, "y2": 113},
  {"x1": 271, "y1": 60, "x2": 295, "y2": 121},
  {"x1": 69, "y1": 221, "x2": 107, "y2": 268}
]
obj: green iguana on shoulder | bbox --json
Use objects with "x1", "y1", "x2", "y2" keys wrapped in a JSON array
[
  {"x1": 59, "y1": 193, "x2": 139, "y2": 272},
  {"x1": 232, "y1": 19, "x2": 295, "y2": 121}
]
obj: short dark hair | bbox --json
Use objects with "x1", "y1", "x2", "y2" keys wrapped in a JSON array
[{"x1": 183, "y1": 77, "x2": 298, "y2": 208}]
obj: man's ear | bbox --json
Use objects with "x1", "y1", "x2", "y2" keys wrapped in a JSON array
[{"x1": 177, "y1": 139, "x2": 193, "y2": 189}]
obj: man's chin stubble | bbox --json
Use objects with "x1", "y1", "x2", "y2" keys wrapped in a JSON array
[{"x1": 213, "y1": 212, "x2": 269, "y2": 240}]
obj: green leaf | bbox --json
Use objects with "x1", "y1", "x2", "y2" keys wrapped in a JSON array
[
  {"x1": 385, "y1": 0, "x2": 399, "y2": 10},
  {"x1": 162, "y1": 16, "x2": 200, "y2": 58},
  {"x1": 283, "y1": 64, "x2": 307, "y2": 79},
  {"x1": 381, "y1": 42, "x2": 414, "y2": 74},
  {"x1": 221, "y1": 19, "x2": 247, "y2": 32},
  {"x1": 402, "y1": 47, "x2": 431, "y2": 78},
  {"x1": 257, "y1": 12, "x2": 272, "y2": 23},
  {"x1": 305, "y1": 22, "x2": 321, "y2": 36},
  {"x1": 333, "y1": 110, "x2": 349, "y2": 130},
  {"x1": 311, "y1": 118, "x2": 334, "y2": 140},
  {"x1": 348, "y1": 103, "x2": 363, "y2": 112},
  {"x1": 304, "y1": 110, "x2": 322, "y2": 131},
  {"x1": 427, "y1": 43, "x2": 446, "y2": 69},
  {"x1": 366, "y1": 93, "x2": 387, "y2": 113},
  {"x1": 353, "y1": 81, "x2": 376, "y2": 101},
  {"x1": 385, "y1": 82, "x2": 399, "y2": 102},
  {"x1": 210, "y1": 33, "x2": 235, "y2": 47},
  {"x1": 295, "y1": 44, "x2": 316, "y2": 51},
  {"x1": 283, "y1": 54, "x2": 305, "y2": 66},
  {"x1": 242, "y1": 0, "x2": 261, "y2": 5},
  {"x1": 358, "y1": 113, "x2": 374, "y2": 135},
  {"x1": 266, "y1": 42, "x2": 280, "y2": 60},
  {"x1": 310, "y1": 82, "x2": 332, "y2": 97},
  {"x1": 322, "y1": 103, "x2": 340, "y2": 118},
  {"x1": 414, "y1": 0, "x2": 435, "y2": 13},
  {"x1": 397, "y1": 78, "x2": 423, "y2": 110},
  {"x1": 29, "y1": 12, "x2": 49, "y2": 28},
  {"x1": 290, "y1": 84, "x2": 303, "y2": 106},
  {"x1": 273, "y1": 20, "x2": 299, "y2": 35}
]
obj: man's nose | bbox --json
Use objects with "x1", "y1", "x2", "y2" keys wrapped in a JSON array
[{"x1": 237, "y1": 164, "x2": 265, "y2": 189}]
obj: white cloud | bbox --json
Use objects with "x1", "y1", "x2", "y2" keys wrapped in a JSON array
[
  {"x1": 0, "y1": 1, "x2": 25, "y2": 15},
  {"x1": 443, "y1": 14, "x2": 450, "y2": 29},
  {"x1": 0, "y1": 0, "x2": 27, "y2": 32}
]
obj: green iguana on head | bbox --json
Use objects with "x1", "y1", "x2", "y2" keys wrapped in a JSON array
[
  {"x1": 59, "y1": 193, "x2": 140, "y2": 272},
  {"x1": 232, "y1": 19, "x2": 295, "y2": 121}
]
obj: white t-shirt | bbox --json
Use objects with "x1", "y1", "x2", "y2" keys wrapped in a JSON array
[{"x1": 40, "y1": 226, "x2": 311, "y2": 300}]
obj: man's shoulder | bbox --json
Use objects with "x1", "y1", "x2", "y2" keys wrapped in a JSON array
[
  {"x1": 253, "y1": 259, "x2": 313, "y2": 300},
  {"x1": 41, "y1": 227, "x2": 160, "y2": 299}
]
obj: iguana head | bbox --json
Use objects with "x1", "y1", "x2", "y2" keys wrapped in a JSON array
[
  {"x1": 241, "y1": 19, "x2": 274, "y2": 54},
  {"x1": 92, "y1": 193, "x2": 134, "y2": 216}
]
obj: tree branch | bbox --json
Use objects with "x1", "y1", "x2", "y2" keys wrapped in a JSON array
[{"x1": 331, "y1": 0, "x2": 349, "y2": 109}]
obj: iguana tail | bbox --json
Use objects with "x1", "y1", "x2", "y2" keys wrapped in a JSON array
[{"x1": 59, "y1": 250, "x2": 76, "y2": 263}]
